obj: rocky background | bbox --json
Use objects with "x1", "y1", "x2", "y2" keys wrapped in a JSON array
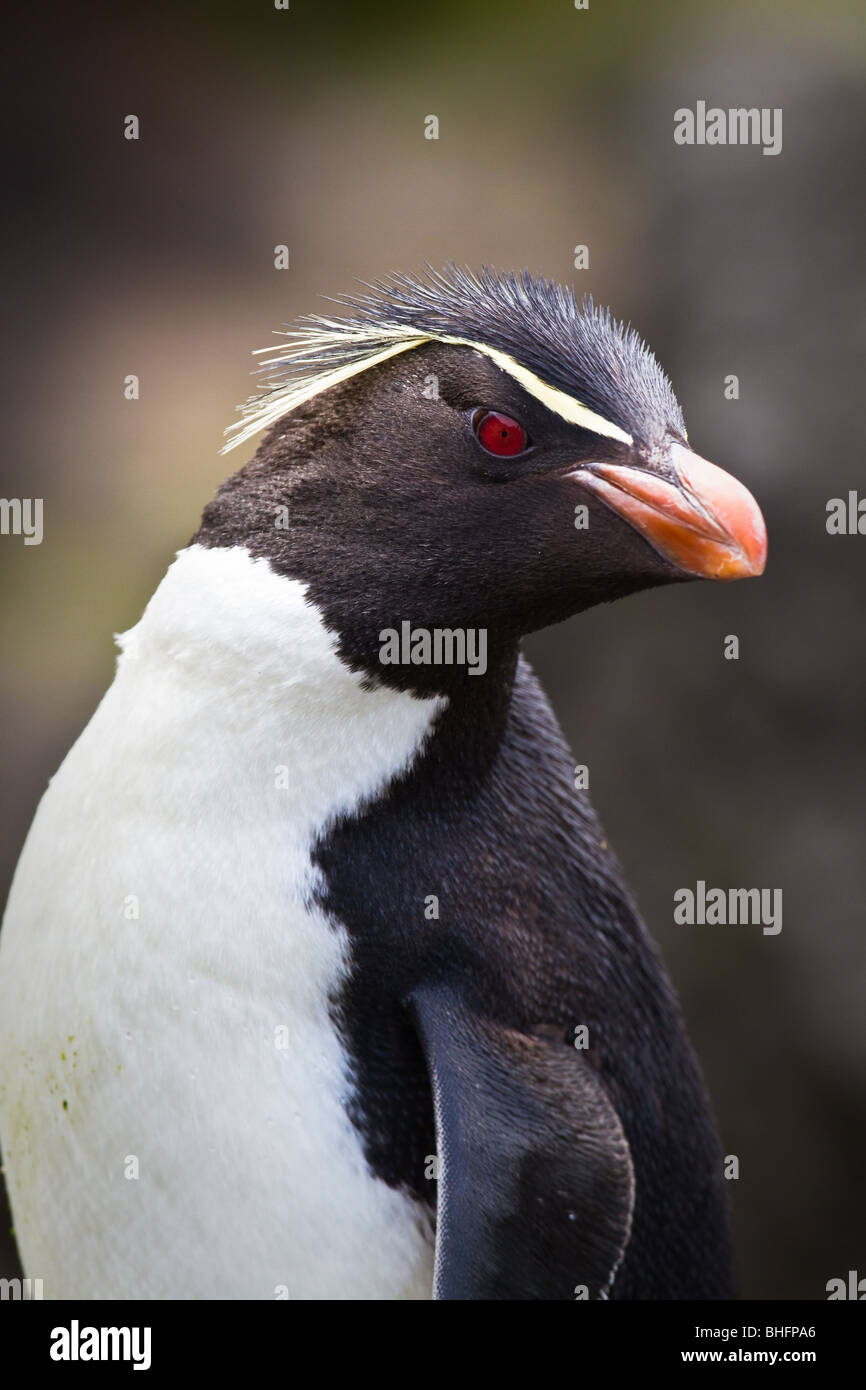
[{"x1": 1, "y1": 0, "x2": 863, "y2": 1297}]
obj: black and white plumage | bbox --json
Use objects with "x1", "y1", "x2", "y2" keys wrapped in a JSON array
[
  {"x1": 225, "y1": 266, "x2": 684, "y2": 457},
  {"x1": 0, "y1": 268, "x2": 765, "y2": 1299}
]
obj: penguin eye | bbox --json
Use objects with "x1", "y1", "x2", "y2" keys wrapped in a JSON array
[{"x1": 472, "y1": 409, "x2": 530, "y2": 457}]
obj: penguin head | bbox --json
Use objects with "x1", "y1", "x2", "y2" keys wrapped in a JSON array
[{"x1": 197, "y1": 267, "x2": 766, "y2": 692}]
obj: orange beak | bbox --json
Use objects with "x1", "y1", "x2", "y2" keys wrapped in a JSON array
[{"x1": 577, "y1": 442, "x2": 767, "y2": 580}]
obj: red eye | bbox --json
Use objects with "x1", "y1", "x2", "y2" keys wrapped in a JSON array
[{"x1": 474, "y1": 410, "x2": 529, "y2": 457}]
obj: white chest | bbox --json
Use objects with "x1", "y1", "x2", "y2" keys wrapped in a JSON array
[{"x1": 0, "y1": 546, "x2": 443, "y2": 1299}]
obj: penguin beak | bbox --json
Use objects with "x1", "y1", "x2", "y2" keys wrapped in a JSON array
[{"x1": 575, "y1": 442, "x2": 767, "y2": 580}]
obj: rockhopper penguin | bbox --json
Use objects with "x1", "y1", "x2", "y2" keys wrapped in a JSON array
[{"x1": 0, "y1": 267, "x2": 766, "y2": 1300}]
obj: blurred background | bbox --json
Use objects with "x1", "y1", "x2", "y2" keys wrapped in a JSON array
[{"x1": 1, "y1": 0, "x2": 864, "y2": 1297}]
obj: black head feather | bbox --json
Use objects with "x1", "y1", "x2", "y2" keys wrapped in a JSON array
[
  {"x1": 227, "y1": 265, "x2": 686, "y2": 455},
  {"x1": 326, "y1": 264, "x2": 685, "y2": 447}
]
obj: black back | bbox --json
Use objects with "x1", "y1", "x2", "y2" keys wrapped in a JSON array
[{"x1": 314, "y1": 658, "x2": 732, "y2": 1298}]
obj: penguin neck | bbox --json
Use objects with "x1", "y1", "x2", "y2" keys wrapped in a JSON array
[
  {"x1": 405, "y1": 647, "x2": 520, "y2": 789},
  {"x1": 121, "y1": 543, "x2": 520, "y2": 814},
  {"x1": 114, "y1": 544, "x2": 448, "y2": 837}
]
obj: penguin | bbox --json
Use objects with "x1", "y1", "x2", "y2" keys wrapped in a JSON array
[{"x1": 0, "y1": 266, "x2": 766, "y2": 1301}]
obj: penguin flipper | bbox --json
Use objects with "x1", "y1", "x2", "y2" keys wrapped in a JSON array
[{"x1": 410, "y1": 982, "x2": 635, "y2": 1300}]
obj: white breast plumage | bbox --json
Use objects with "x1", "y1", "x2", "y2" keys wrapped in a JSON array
[{"x1": 0, "y1": 544, "x2": 443, "y2": 1299}]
